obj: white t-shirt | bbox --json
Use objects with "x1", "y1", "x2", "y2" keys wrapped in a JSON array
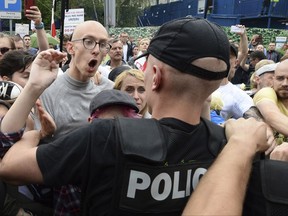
[
  {"x1": 214, "y1": 82, "x2": 253, "y2": 120},
  {"x1": 98, "y1": 65, "x2": 111, "y2": 78}
]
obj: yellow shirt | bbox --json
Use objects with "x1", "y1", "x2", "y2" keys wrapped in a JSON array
[
  {"x1": 254, "y1": 87, "x2": 288, "y2": 144},
  {"x1": 253, "y1": 87, "x2": 288, "y2": 116}
]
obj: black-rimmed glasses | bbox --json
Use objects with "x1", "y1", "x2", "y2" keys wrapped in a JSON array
[
  {"x1": 0, "y1": 47, "x2": 11, "y2": 54},
  {"x1": 71, "y1": 38, "x2": 111, "y2": 53}
]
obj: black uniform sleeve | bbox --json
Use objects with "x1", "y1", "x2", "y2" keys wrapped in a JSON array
[{"x1": 36, "y1": 124, "x2": 94, "y2": 186}]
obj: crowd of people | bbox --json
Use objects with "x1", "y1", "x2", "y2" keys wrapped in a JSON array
[{"x1": 0, "y1": 3, "x2": 288, "y2": 216}]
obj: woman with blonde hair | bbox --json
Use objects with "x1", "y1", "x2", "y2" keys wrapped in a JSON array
[
  {"x1": 138, "y1": 38, "x2": 150, "y2": 53},
  {"x1": 114, "y1": 69, "x2": 150, "y2": 118}
]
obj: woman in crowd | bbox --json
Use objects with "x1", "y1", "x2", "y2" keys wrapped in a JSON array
[
  {"x1": 138, "y1": 38, "x2": 150, "y2": 53},
  {"x1": 128, "y1": 45, "x2": 139, "y2": 66},
  {"x1": 114, "y1": 69, "x2": 151, "y2": 118}
]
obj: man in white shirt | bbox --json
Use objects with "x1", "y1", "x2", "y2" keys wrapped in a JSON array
[
  {"x1": 119, "y1": 32, "x2": 133, "y2": 62},
  {"x1": 214, "y1": 26, "x2": 254, "y2": 120}
]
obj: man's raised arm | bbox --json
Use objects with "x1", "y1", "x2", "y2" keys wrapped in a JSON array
[
  {"x1": 182, "y1": 118, "x2": 269, "y2": 216},
  {"x1": 0, "y1": 50, "x2": 66, "y2": 184}
]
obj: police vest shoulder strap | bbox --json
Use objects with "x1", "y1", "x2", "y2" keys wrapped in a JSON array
[
  {"x1": 116, "y1": 117, "x2": 167, "y2": 162},
  {"x1": 201, "y1": 118, "x2": 227, "y2": 156}
]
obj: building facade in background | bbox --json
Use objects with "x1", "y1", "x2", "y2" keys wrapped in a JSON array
[{"x1": 138, "y1": 0, "x2": 288, "y2": 29}]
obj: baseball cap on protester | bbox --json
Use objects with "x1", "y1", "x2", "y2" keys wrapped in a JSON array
[
  {"x1": 135, "y1": 17, "x2": 230, "y2": 80},
  {"x1": 255, "y1": 63, "x2": 278, "y2": 76},
  {"x1": 89, "y1": 89, "x2": 139, "y2": 115}
]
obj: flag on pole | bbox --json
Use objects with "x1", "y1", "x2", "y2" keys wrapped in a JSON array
[{"x1": 51, "y1": 0, "x2": 56, "y2": 37}]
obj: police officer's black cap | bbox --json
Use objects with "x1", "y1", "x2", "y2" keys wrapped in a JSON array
[{"x1": 135, "y1": 17, "x2": 231, "y2": 80}]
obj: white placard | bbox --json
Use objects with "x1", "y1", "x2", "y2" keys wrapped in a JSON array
[
  {"x1": 15, "y1": 23, "x2": 29, "y2": 38},
  {"x1": 64, "y1": 8, "x2": 84, "y2": 34},
  {"x1": 276, "y1": 37, "x2": 287, "y2": 43},
  {"x1": 30, "y1": 20, "x2": 35, "y2": 30},
  {"x1": 64, "y1": 24, "x2": 78, "y2": 34},
  {"x1": 275, "y1": 36, "x2": 287, "y2": 50}
]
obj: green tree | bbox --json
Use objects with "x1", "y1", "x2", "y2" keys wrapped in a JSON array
[
  {"x1": 116, "y1": 1, "x2": 142, "y2": 27},
  {"x1": 18, "y1": 0, "x2": 150, "y2": 30},
  {"x1": 50, "y1": 0, "x2": 149, "y2": 27}
]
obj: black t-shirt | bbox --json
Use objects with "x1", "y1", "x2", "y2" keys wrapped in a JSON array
[
  {"x1": 37, "y1": 118, "x2": 226, "y2": 215},
  {"x1": 231, "y1": 66, "x2": 251, "y2": 85}
]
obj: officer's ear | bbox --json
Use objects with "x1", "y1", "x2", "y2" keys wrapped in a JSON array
[{"x1": 151, "y1": 64, "x2": 162, "y2": 91}]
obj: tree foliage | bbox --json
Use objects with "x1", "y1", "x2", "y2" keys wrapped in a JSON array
[
  {"x1": 19, "y1": 0, "x2": 150, "y2": 29},
  {"x1": 20, "y1": 0, "x2": 54, "y2": 25},
  {"x1": 109, "y1": 26, "x2": 288, "y2": 52}
]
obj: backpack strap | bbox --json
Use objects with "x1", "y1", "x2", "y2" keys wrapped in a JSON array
[
  {"x1": 202, "y1": 118, "x2": 227, "y2": 156},
  {"x1": 110, "y1": 118, "x2": 166, "y2": 215},
  {"x1": 116, "y1": 117, "x2": 167, "y2": 162}
]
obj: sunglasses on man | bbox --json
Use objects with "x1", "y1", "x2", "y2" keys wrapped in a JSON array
[{"x1": 0, "y1": 47, "x2": 11, "y2": 54}]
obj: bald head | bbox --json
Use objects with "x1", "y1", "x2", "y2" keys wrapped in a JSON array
[
  {"x1": 71, "y1": 21, "x2": 108, "y2": 40},
  {"x1": 273, "y1": 59, "x2": 288, "y2": 100},
  {"x1": 66, "y1": 21, "x2": 110, "y2": 82},
  {"x1": 275, "y1": 59, "x2": 288, "y2": 75},
  {"x1": 192, "y1": 57, "x2": 228, "y2": 73}
]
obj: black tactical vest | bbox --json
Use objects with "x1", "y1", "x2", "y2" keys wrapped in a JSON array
[{"x1": 110, "y1": 118, "x2": 226, "y2": 215}]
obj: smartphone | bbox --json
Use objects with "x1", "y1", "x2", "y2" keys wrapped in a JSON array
[
  {"x1": 25, "y1": 0, "x2": 36, "y2": 15},
  {"x1": 230, "y1": 25, "x2": 243, "y2": 33}
]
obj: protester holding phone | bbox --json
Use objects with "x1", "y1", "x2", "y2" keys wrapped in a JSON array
[
  {"x1": 230, "y1": 25, "x2": 245, "y2": 34},
  {"x1": 25, "y1": 0, "x2": 36, "y2": 15},
  {"x1": 24, "y1": 4, "x2": 49, "y2": 54}
]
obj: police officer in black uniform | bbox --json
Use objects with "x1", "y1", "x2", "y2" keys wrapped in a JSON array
[{"x1": 0, "y1": 17, "x2": 276, "y2": 216}]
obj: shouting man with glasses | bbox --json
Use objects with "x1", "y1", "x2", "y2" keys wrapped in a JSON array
[{"x1": 32, "y1": 20, "x2": 114, "y2": 215}]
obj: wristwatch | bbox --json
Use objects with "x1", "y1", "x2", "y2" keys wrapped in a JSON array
[{"x1": 34, "y1": 22, "x2": 44, "y2": 30}]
